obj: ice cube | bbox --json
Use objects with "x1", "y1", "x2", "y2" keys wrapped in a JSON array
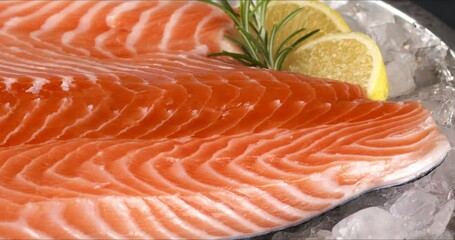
[
  {"x1": 414, "y1": 67, "x2": 440, "y2": 88},
  {"x1": 416, "y1": 46, "x2": 448, "y2": 69},
  {"x1": 387, "y1": 190, "x2": 455, "y2": 238},
  {"x1": 323, "y1": 2, "x2": 367, "y2": 33},
  {"x1": 438, "y1": 65, "x2": 455, "y2": 85},
  {"x1": 412, "y1": 49, "x2": 449, "y2": 90},
  {"x1": 438, "y1": 100, "x2": 455, "y2": 127},
  {"x1": 341, "y1": 189, "x2": 391, "y2": 214},
  {"x1": 333, "y1": 2, "x2": 363, "y2": 19},
  {"x1": 398, "y1": 52, "x2": 418, "y2": 74},
  {"x1": 403, "y1": 23, "x2": 442, "y2": 50},
  {"x1": 412, "y1": 174, "x2": 437, "y2": 194},
  {"x1": 386, "y1": 58, "x2": 416, "y2": 97},
  {"x1": 428, "y1": 200, "x2": 455, "y2": 237},
  {"x1": 307, "y1": 229, "x2": 332, "y2": 239},
  {"x1": 390, "y1": 190, "x2": 438, "y2": 228},
  {"x1": 441, "y1": 85, "x2": 455, "y2": 101},
  {"x1": 331, "y1": 207, "x2": 407, "y2": 239},
  {"x1": 335, "y1": 2, "x2": 394, "y2": 28},
  {"x1": 361, "y1": 9, "x2": 395, "y2": 28},
  {"x1": 435, "y1": 126, "x2": 455, "y2": 151},
  {"x1": 369, "y1": 23, "x2": 407, "y2": 50}
]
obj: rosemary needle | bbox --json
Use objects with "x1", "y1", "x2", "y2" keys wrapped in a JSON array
[{"x1": 200, "y1": 0, "x2": 319, "y2": 70}]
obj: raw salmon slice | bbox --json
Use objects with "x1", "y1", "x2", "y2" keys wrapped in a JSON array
[{"x1": 0, "y1": 1, "x2": 451, "y2": 239}]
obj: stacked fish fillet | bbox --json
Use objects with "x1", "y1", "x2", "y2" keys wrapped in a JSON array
[{"x1": 0, "y1": 1, "x2": 450, "y2": 239}]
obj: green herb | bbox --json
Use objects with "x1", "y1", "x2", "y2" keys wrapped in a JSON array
[{"x1": 200, "y1": 0, "x2": 319, "y2": 70}]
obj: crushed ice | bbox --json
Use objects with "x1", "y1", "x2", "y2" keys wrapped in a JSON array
[{"x1": 270, "y1": 1, "x2": 455, "y2": 239}]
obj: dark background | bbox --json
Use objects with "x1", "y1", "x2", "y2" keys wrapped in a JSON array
[{"x1": 412, "y1": 0, "x2": 455, "y2": 29}]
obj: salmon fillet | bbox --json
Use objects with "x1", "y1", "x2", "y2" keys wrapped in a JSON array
[{"x1": 0, "y1": 1, "x2": 450, "y2": 239}]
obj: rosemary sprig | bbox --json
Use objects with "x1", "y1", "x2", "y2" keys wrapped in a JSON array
[{"x1": 200, "y1": 0, "x2": 319, "y2": 70}]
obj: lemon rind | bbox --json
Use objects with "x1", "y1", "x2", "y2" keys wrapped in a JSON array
[{"x1": 267, "y1": 0, "x2": 351, "y2": 32}]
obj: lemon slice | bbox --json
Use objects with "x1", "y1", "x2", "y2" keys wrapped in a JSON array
[
  {"x1": 283, "y1": 32, "x2": 389, "y2": 101},
  {"x1": 266, "y1": 0, "x2": 350, "y2": 49}
]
